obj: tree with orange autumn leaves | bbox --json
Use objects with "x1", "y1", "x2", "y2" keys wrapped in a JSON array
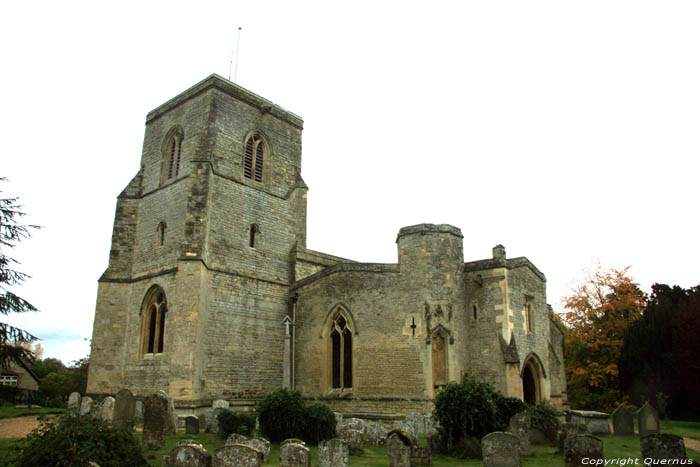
[{"x1": 561, "y1": 264, "x2": 646, "y2": 411}]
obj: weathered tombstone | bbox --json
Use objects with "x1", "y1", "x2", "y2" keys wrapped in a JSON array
[
  {"x1": 386, "y1": 430, "x2": 412, "y2": 467},
  {"x1": 162, "y1": 441, "x2": 212, "y2": 467},
  {"x1": 80, "y1": 396, "x2": 93, "y2": 416},
  {"x1": 185, "y1": 415, "x2": 200, "y2": 434},
  {"x1": 339, "y1": 417, "x2": 365, "y2": 433},
  {"x1": 638, "y1": 401, "x2": 660, "y2": 437},
  {"x1": 68, "y1": 392, "x2": 81, "y2": 413},
  {"x1": 641, "y1": 434, "x2": 688, "y2": 463},
  {"x1": 244, "y1": 438, "x2": 271, "y2": 463},
  {"x1": 338, "y1": 428, "x2": 365, "y2": 455},
  {"x1": 155, "y1": 390, "x2": 177, "y2": 435},
  {"x1": 508, "y1": 410, "x2": 532, "y2": 456},
  {"x1": 215, "y1": 444, "x2": 262, "y2": 467},
  {"x1": 206, "y1": 408, "x2": 226, "y2": 434},
  {"x1": 410, "y1": 446, "x2": 431, "y2": 465},
  {"x1": 134, "y1": 400, "x2": 143, "y2": 419},
  {"x1": 226, "y1": 433, "x2": 249, "y2": 445},
  {"x1": 279, "y1": 442, "x2": 310, "y2": 467},
  {"x1": 564, "y1": 434, "x2": 603, "y2": 467},
  {"x1": 365, "y1": 420, "x2": 391, "y2": 446},
  {"x1": 404, "y1": 413, "x2": 438, "y2": 436},
  {"x1": 143, "y1": 392, "x2": 169, "y2": 450},
  {"x1": 100, "y1": 396, "x2": 115, "y2": 422},
  {"x1": 391, "y1": 420, "x2": 418, "y2": 445},
  {"x1": 611, "y1": 406, "x2": 634, "y2": 436},
  {"x1": 482, "y1": 432, "x2": 521, "y2": 467},
  {"x1": 566, "y1": 410, "x2": 611, "y2": 434},
  {"x1": 318, "y1": 438, "x2": 349, "y2": 467},
  {"x1": 114, "y1": 389, "x2": 136, "y2": 426}
]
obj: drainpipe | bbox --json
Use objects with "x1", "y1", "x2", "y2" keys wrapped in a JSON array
[{"x1": 291, "y1": 293, "x2": 299, "y2": 390}]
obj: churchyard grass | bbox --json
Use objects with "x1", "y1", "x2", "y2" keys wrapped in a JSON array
[{"x1": 0, "y1": 406, "x2": 64, "y2": 419}]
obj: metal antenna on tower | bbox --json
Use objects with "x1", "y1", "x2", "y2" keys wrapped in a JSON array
[{"x1": 229, "y1": 27, "x2": 242, "y2": 82}]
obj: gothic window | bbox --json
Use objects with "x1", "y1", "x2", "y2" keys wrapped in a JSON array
[
  {"x1": 140, "y1": 287, "x2": 168, "y2": 356},
  {"x1": 244, "y1": 134, "x2": 266, "y2": 182},
  {"x1": 330, "y1": 313, "x2": 352, "y2": 389},
  {"x1": 249, "y1": 224, "x2": 259, "y2": 248},
  {"x1": 162, "y1": 127, "x2": 184, "y2": 184},
  {"x1": 156, "y1": 222, "x2": 167, "y2": 246}
]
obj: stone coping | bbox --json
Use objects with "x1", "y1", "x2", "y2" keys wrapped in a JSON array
[{"x1": 567, "y1": 410, "x2": 610, "y2": 419}]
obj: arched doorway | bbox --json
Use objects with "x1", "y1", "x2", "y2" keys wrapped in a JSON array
[{"x1": 522, "y1": 364, "x2": 537, "y2": 404}]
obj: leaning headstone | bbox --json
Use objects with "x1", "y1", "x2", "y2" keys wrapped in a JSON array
[
  {"x1": 163, "y1": 441, "x2": 212, "y2": 467},
  {"x1": 482, "y1": 431, "x2": 521, "y2": 467},
  {"x1": 143, "y1": 392, "x2": 169, "y2": 450},
  {"x1": 226, "y1": 433, "x2": 249, "y2": 445},
  {"x1": 318, "y1": 438, "x2": 349, "y2": 467},
  {"x1": 215, "y1": 444, "x2": 262, "y2": 467},
  {"x1": 638, "y1": 401, "x2": 660, "y2": 437},
  {"x1": 100, "y1": 396, "x2": 115, "y2": 422},
  {"x1": 612, "y1": 406, "x2": 634, "y2": 436},
  {"x1": 80, "y1": 396, "x2": 93, "y2": 416},
  {"x1": 641, "y1": 434, "x2": 688, "y2": 463},
  {"x1": 338, "y1": 428, "x2": 365, "y2": 455},
  {"x1": 564, "y1": 434, "x2": 603, "y2": 467},
  {"x1": 508, "y1": 410, "x2": 532, "y2": 456},
  {"x1": 114, "y1": 389, "x2": 136, "y2": 426},
  {"x1": 185, "y1": 415, "x2": 200, "y2": 434},
  {"x1": 244, "y1": 438, "x2": 271, "y2": 463},
  {"x1": 280, "y1": 442, "x2": 310, "y2": 467},
  {"x1": 68, "y1": 392, "x2": 81, "y2": 413},
  {"x1": 386, "y1": 430, "x2": 412, "y2": 467}
]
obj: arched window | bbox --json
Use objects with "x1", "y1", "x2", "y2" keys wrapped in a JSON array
[
  {"x1": 249, "y1": 224, "x2": 259, "y2": 248},
  {"x1": 156, "y1": 222, "x2": 167, "y2": 246},
  {"x1": 162, "y1": 127, "x2": 184, "y2": 184},
  {"x1": 244, "y1": 134, "x2": 266, "y2": 182},
  {"x1": 330, "y1": 313, "x2": 352, "y2": 389},
  {"x1": 140, "y1": 287, "x2": 168, "y2": 356}
]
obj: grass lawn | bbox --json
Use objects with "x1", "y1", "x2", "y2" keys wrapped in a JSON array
[{"x1": 0, "y1": 406, "x2": 64, "y2": 419}]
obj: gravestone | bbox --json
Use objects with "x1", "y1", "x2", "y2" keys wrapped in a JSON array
[
  {"x1": 564, "y1": 434, "x2": 603, "y2": 467},
  {"x1": 365, "y1": 420, "x2": 391, "y2": 446},
  {"x1": 114, "y1": 389, "x2": 136, "y2": 426},
  {"x1": 508, "y1": 410, "x2": 532, "y2": 456},
  {"x1": 163, "y1": 441, "x2": 212, "y2": 467},
  {"x1": 638, "y1": 401, "x2": 660, "y2": 437},
  {"x1": 318, "y1": 438, "x2": 349, "y2": 467},
  {"x1": 641, "y1": 434, "x2": 688, "y2": 462},
  {"x1": 338, "y1": 428, "x2": 365, "y2": 455},
  {"x1": 135, "y1": 400, "x2": 143, "y2": 419},
  {"x1": 226, "y1": 433, "x2": 249, "y2": 445},
  {"x1": 100, "y1": 396, "x2": 115, "y2": 422},
  {"x1": 156, "y1": 390, "x2": 177, "y2": 435},
  {"x1": 391, "y1": 420, "x2": 418, "y2": 445},
  {"x1": 409, "y1": 446, "x2": 431, "y2": 466},
  {"x1": 68, "y1": 392, "x2": 81, "y2": 413},
  {"x1": 339, "y1": 417, "x2": 364, "y2": 433},
  {"x1": 404, "y1": 413, "x2": 438, "y2": 436},
  {"x1": 143, "y1": 392, "x2": 169, "y2": 450},
  {"x1": 244, "y1": 438, "x2": 271, "y2": 463},
  {"x1": 482, "y1": 431, "x2": 521, "y2": 467},
  {"x1": 280, "y1": 442, "x2": 310, "y2": 467},
  {"x1": 611, "y1": 406, "x2": 634, "y2": 436},
  {"x1": 185, "y1": 415, "x2": 200, "y2": 434},
  {"x1": 215, "y1": 444, "x2": 262, "y2": 467},
  {"x1": 566, "y1": 410, "x2": 611, "y2": 434},
  {"x1": 80, "y1": 396, "x2": 93, "y2": 416},
  {"x1": 386, "y1": 430, "x2": 412, "y2": 467}
]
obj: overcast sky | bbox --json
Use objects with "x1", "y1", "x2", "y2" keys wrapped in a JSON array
[{"x1": 2, "y1": 1, "x2": 699, "y2": 364}]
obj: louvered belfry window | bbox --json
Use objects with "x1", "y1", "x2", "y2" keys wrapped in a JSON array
[{"x1": 244, "y1": 135, "x2": 265, "y2": 182}]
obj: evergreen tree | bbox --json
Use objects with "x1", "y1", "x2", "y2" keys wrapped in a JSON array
[{"x1": 0, "y1": 179, "x2": 38, "y2": 368}]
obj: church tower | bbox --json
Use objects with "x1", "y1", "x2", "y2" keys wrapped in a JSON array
[{"x1": 87, "y1": 75, "x2": 307, "y2": 402}]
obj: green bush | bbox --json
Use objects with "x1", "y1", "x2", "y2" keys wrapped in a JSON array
[
  {"x1": 256, "y1": 389, "x2": 307, "y2": 442},
  {"x1": 529, "y1": 400, "x2": 562, "y2": 441},
  {"x1": 218, "y1": 409, "x2": 256, "y2": 440},
  {"x1": 301, "y1": 403, "x2": 336, "y2": 444},
  {"x1": 433, "y1": 374, "x2": 524, "y2": 456},
  {"x1": 7, "y1": 412, "x2": 147, "y2": 467}
]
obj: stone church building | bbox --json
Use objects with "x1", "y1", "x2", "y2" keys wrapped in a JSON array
[{"x1": 87, "y1": 74, "x2": 568, "y2": 416}]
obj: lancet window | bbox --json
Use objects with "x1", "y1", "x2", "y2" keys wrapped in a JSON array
[
  {"x1": 140, "y1": 287, "x2": 168, "y2": 356},
  {"x1": 330, "y1": 313, "x2": 352, "y2": 389}
]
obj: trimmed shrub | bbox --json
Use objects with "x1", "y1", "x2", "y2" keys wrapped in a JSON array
[
  {"x1": 529, "y1": 400, "x2": 562, "y2": 441},
  {"x1": 301, "y1": 403, "x2": 336, "y2": 444},
  {"x1": 218, "y1": 409, "x2": 256, "y2": 440},
  {"x1": 433, "y1": 374, "x2": 525, "y2": 457},
  {"x1": 7, "y1": 412, "x2": 147, "y2": 467},
  {"x1": 256, "y1": 389, "x2": 307, "y2": 442}
]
